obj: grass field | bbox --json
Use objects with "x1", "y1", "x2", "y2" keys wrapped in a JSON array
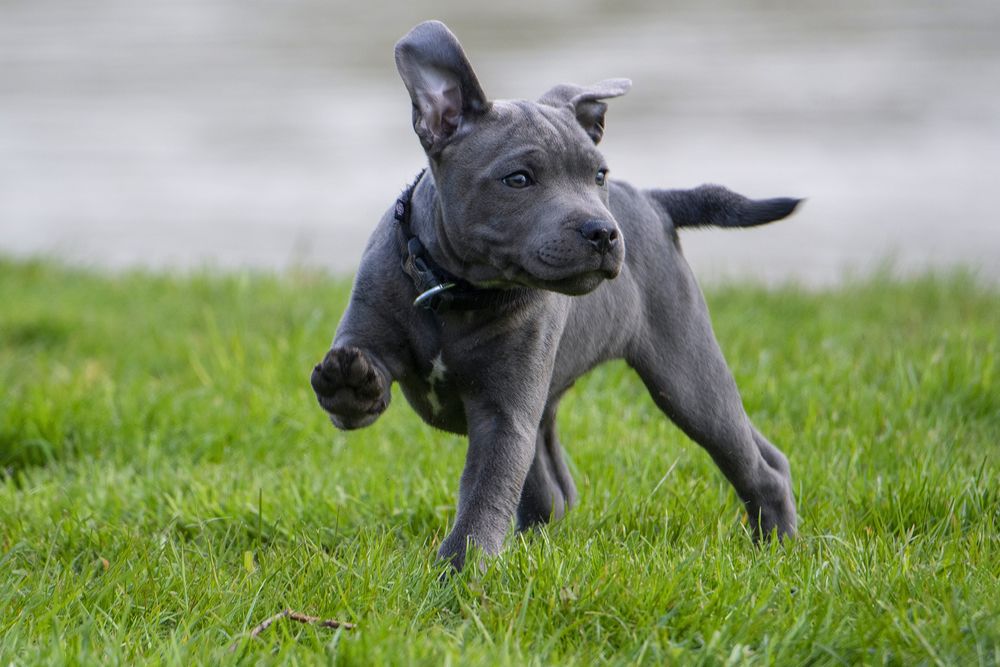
[{"x1": 1, "y1": 257, "x2": 998, "y2": 665}]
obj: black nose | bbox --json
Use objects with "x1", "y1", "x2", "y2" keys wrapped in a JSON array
[{"x1": 579, "y1": 219, "x2": 619, "y2": 254}]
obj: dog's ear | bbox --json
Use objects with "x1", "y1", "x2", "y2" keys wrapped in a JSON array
[
  {"x1": 395, "y1": 21, "x2": 490, "y2": 156},
  {"x1": 539, "y1": 79, "x2": 631, "y2": 144}
]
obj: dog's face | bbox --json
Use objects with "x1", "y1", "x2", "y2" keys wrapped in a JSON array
[{"x1": 395, "y1": 21, "x2": 630, "y2": 295}]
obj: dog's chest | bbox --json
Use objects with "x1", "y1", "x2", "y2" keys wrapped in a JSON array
[{"x1": 399, "y1": 350, "x2": 466, "y2": 433}]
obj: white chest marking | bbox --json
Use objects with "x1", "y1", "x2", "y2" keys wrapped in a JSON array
[{"x1": 426, "y1": 352, "x2": 447, "y2": 416}]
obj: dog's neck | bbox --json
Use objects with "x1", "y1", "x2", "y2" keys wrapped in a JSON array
[
  {"x1": 396, "y1": 170, "x2": 531, "y2": 312},
  {"x1": 408, "y1": 172, "x2": 463, "y2": 279}
]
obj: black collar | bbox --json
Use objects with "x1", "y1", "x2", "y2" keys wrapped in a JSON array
[{"x1": 394, "y1": 170, "x2": 528, "y2": 312}]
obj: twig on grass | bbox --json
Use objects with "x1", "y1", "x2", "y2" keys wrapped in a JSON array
[{"x1": 229, "y1": 609, "x2": 356, "y2": 652}]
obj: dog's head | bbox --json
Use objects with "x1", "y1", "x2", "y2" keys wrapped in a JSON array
[{"x1": 395, "y1": 21, "x2": 630, "y2": 295}]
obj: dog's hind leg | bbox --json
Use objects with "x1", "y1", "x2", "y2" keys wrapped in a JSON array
[
  {"x1": 627, "y1": 263, "x2": 797, "y2": 540},
  {"x1": 517, "y1": 401, "x2": 578, "y2": 530}
]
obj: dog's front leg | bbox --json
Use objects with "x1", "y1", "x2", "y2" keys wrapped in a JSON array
[
  {"x1": 311, "y1": 282, "x2": 402, "y2": 432},
  {"x1": 438, "y1": 398, "x2": 541, "y2": 571}
]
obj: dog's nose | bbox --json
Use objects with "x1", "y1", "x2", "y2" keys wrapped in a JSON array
[{"x1": 579, "y1": 219, "x2": 619, "y2": 254}]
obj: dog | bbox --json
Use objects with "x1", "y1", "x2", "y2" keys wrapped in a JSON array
[{"x1": 311, "y1": 20, "x2": 799, "y2": 570}]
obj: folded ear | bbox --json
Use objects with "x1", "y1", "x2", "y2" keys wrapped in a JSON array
[
  {"x1": 394, "y1": 21, "x2": 490, "y2": 156},
  {"x1": 538, "y1": 78, "x2": 631, "y2": 144}
]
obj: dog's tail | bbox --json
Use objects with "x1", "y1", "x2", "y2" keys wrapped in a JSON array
[{"x1": 649, "y1": 185, "x2": 802, "y2": 229}]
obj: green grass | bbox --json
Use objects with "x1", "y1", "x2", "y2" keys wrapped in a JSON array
[{"x1": 1, "y1": 256, "x2": 998, "y2": 665}]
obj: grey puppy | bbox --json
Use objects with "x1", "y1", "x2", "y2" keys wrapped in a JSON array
[{"x1": 311, "y1": 20, "x2": 799, "y2": 570}]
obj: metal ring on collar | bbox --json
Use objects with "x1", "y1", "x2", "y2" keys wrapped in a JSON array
[{"x1": 413, "y1": 282, "x2": 457, "y2": 308}]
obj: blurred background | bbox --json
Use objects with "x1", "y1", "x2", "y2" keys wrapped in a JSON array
[{"x1": 2, "y1": 0, "x2": 998, "y2": 285}]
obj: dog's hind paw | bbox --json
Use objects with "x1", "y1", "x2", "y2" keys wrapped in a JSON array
[{"x1": 311, "y1": 346, "x2": 390, "y2": 430}]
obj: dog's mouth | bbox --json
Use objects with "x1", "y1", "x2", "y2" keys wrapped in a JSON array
[
  {"x1": 535, "y1": 271, "x2": 607, "y2": 295},
  {"x1": 513, "y1": 256, "x2": 621, "y2": 295},
  {"x1": 460, "y1": 237, "x2": 624, "y2": 296}
]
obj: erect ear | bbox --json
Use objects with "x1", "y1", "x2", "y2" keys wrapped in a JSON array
[
  {"x1": 394, "y1": 21, "x2": 490, "y2": 156},
  {"x1": 538, "y1": 78, "x2": 631, "y2": 144}
]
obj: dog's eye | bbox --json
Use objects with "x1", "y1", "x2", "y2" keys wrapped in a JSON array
[
  {"x1": 502, "y1": 171, "x2": 534, "y2": 189},
  {"x1": 596, "y1": 169, "x2": 608, "y2": 186}
]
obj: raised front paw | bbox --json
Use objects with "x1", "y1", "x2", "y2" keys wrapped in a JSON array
[{"x1": 310, "y1": 346, "x2": 390, "y2": 430}]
